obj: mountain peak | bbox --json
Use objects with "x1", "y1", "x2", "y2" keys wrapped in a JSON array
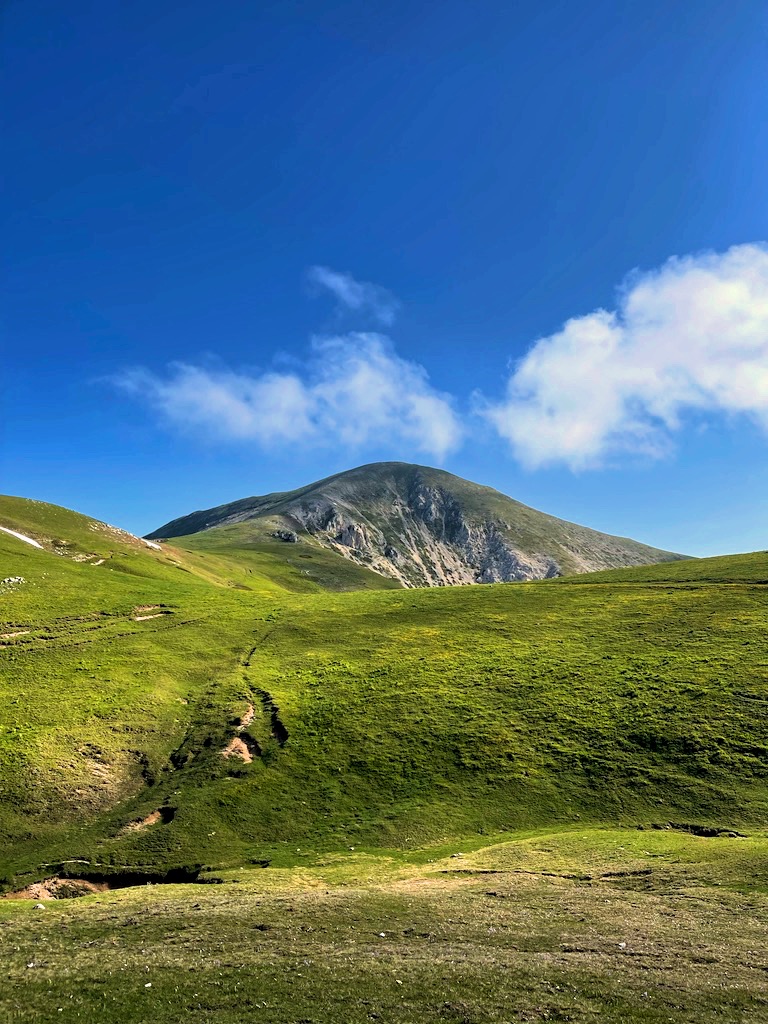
[{"x1": 148, "y1": 462, "x2": 685, "y2": 586}]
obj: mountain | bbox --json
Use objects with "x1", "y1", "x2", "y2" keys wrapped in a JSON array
[{"x1": 148, "y1": 462, "x2": 685, "y2": 586}]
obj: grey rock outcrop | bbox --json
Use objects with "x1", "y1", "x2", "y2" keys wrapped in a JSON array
[
  {"x1": 281, "y1": 481, "x2": 561, "y2": 587},
  {"x1": 271, "y1": 529, "x2": 299, "y2": 543}
]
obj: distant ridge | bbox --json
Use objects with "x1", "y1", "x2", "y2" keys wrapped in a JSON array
[{"x1": 148, "y1": 462, "x2": 686, "y2": 586}]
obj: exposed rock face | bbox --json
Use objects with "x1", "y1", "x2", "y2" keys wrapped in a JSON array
[
  {"x1": 148, "y1": 462, "x2": 686, "y2": 588},
  {"x1": 285, "y1": 480, "x2": 561, "y2": 586},
  {"x1": 271, "y1": 529, "x2": 299, "y2": 543}
]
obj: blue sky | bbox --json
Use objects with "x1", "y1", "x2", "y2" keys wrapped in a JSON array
[{"x1": 4, "y1": 0, "x2": 768, "y2": 555}]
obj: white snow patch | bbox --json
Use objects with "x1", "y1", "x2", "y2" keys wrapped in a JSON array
[
  {"x1": 0, "y1": 527, "x2": 43, "y2": 549},
  {"x1": 143, "y1": 540, "x2": 161, "y2": 550}
]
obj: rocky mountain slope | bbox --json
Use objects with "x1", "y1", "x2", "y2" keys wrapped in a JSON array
[{"x1": 148, "y1": 463, "x2": 685, "y2": 586}]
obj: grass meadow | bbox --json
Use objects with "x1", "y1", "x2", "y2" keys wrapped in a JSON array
[{"x1": 1, "y1": 497, "x2": 767, "y2": 1021}]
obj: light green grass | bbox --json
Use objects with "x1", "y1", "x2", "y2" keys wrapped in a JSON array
[
  {"x1": 176, "y1": 520, "x2": 402, "y2": 593},
  {"x1": 553, "y1": 548, "x2": 768, "y2": 584}
]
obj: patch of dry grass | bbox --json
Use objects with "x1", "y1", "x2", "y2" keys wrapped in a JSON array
[{"x1": 1, "y1": 829, "x2": 767, "y2": 1023}]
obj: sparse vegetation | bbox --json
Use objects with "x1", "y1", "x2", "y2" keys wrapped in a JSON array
[{"x1": 2, "y1": 829, "x2": 767, "y2": 1023}]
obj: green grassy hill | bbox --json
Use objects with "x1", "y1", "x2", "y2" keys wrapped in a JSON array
[
  {"x1": 0, "y1": 495, "x2": 393, "y2": 878},
  {"x1": 553, "y1": 548, "x2": 768, "y2": 584},
  {"x1": 3, "y1": 495, "x2": 768, "y2": 1023},
  {"x1": 1, "y1": 494, "x2": 766, "y2": 889}
]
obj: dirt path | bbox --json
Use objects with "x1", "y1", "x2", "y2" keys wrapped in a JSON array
[{"x1": 238, "y1": 703, "x2": 256, "y2": 729}]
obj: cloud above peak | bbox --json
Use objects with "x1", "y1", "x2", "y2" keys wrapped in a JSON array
[
  {"x1": 117, "y1": 334, "x2": 462, "y2": 461},
  {"x1": 115, "y1": 243, "x2": 768, "y2": 474},
  {"x1": 481, "y1": 242, "x2": 768, "y2": 468},
  {"x1": 308, "y1": 266, "x2": 400, "y2": 325}
]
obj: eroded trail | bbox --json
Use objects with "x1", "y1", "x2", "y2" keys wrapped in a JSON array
[
  {"x1": 0, "y1": 606, "x2": 178, "y2": 651},
  {"x1": 218, "y1": 628, "x2": 290, "y2": 763}
]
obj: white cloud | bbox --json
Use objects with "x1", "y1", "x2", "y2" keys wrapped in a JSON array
[
  {"x1": 307, "y1": 266, "x2": 400, "y2": 325},
  {"x1": 481, "y1": 243, "x2": 768, "y2": 468},
  {"x1": 117, "y1": 334, "x2": 462, "y2": 460}
]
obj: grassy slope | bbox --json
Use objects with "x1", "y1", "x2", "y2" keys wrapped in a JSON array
[
  {"x1": 2, "y1": 498, "x2": 768, "y2": 1022},
  {"x1": 174, "y1": 521, "x2": 401, "y2": 593},
  {"x1": 167, "y1": 570, "x2": 766, "y2": 867},
  {"x1": 553, "y1": 548, "x2": 768, "y2": 584},
  {"x1": 1, "y1": 828, "x2": 767, "y2": 1024},
  {"x1": 2, "y1": 492, "x2": 766, "y2": 884},
  {"x1": 0, "y1": 497, "x2": 394, "y2": 880}
]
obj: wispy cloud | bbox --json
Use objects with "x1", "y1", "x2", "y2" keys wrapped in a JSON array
[
  {"x1": 480, "y1": 243, "x2": 768, "y2": 468},
  {"x1": 116, "y1": 334, "x2": 462, "y2": 460},
  {"x1": 307, "y1": 266, "x2": 400, "y2": 325}
]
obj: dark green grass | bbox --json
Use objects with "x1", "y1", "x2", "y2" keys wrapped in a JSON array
[{"x1": 200, "y1": 577, "x2": 768, "y2": 857}]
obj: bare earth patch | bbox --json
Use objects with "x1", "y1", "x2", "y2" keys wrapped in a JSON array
[
  {"x1": 131, "y1": 606, "x2": 171, "y2": 621},
  {"x1": 238, "y1": 703, "x2": 255, "y2": 729},
  {"x1": 63, "y1": 746, "x2": 141, "y2": 813},
  {"x1": 120, "y1": 810, "x2": 163, "y2": 834},
  {"x1": 222, "y1": 736, "x2": 254, "y2": 763},
  {"x1": 3, "y1": 877, "x2": 108, "y2": 900}
]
